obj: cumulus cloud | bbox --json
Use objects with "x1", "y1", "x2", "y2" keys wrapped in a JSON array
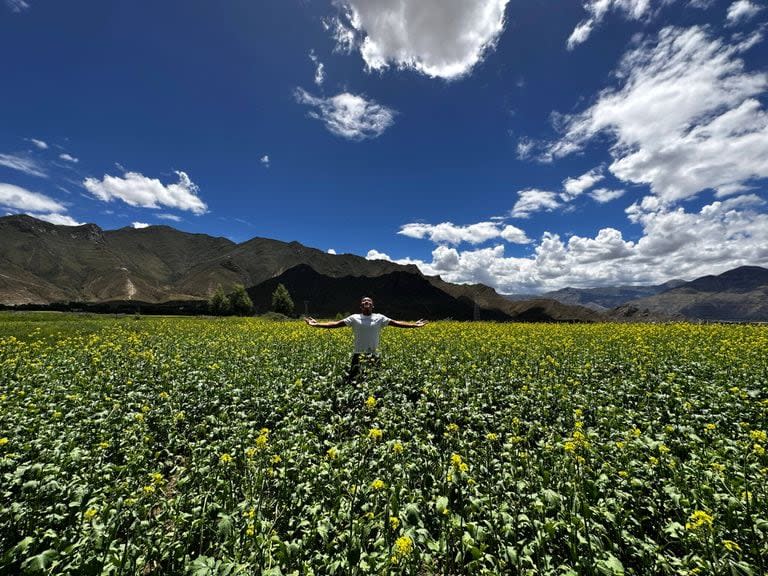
[
  {"x1": 366, "y1": 249, "x2": 392, "y2": 261},
  {"x1": 562, "y1": 168, "x2": 604, "y2": 201},
  {"x1": 83, "y1": 170, "x2": 208, "y2": 214},
  {"x1": 132, "y1": 222, "x2": 150, "y2": 229},
  {"x1": 383, "y1": 194, "x2": 768, "y2": 293},
  {"x1": 510, "y1": 189, "x2": 560, "y2": 219},
  {"x1": 727, "y1": 0, "x2": 762, "y2": 24},
  {"x1": 567, "y1": 0, "x2": 658, "y2": 50},
  {"x1": 398, "y1": 221, "x2": 529, "y2": 245},
  {"x1": 549, "y1": 26, "x2": 768, "y2": 203},
  {"x1": 309, "y1": 50, "x2": 326, "y2": 86},
  {"x1": 330, "y1": 0, "x2": 509, "y2": 79},
  {"x1": 295, "y1": 88, "x2": 395, "y2": 140},
  {"x1": 260, "y1": 155, "x2": 270, "y2": 167},
  {"x1": 0, "y1": 153, "x2": 47, "y2": 178},
  {"x1": 59, "y1": 153, "x2": 78, "y2": 163},
  {"x1": 327, "y1": 248, "x2": 337, "y2": 255}
]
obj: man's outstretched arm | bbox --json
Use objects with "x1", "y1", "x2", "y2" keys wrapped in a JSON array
[
  {"x1": 388, "y1": 319, "x2": 428, "y2": 328},
  {"x1": 304, "y1": 317, "x2": 347, "y2": 329}
]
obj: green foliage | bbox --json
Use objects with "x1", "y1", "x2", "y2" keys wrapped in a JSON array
[
  {"x1": 0, "y1": 316, "x2": 767, "y2": 574},
  {"x1": 209, "y1": 286, "x2": 232, "y2": 316},
  {"x1": 228, "y1": 284, "x2": 254, "y2": 317},
  {"x1": 271, "y1": 283, "x2": 294, "y2": 316}
]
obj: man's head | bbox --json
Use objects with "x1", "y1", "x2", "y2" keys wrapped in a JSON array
[{"x1": 359, "y1": 296, "x2": 374, "y2": 315}]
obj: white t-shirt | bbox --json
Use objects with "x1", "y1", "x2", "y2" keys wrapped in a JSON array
[{"x1": 343, "y1": 313, "x2": 391, "y2": 353}]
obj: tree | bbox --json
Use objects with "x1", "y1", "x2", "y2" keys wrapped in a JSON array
[
  {"x1": 229, "y1": 284, "x2": 254, "y2": 316},
  {"x1": 271, "y1": 283, "x2": 295, "y2": 316},
  {"x1": 209, "y1": 286, "x2": 232, "y2": 316}
]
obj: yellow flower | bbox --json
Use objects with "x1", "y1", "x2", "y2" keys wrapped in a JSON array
[
  {"x1": 686, "y1": 510, "x2": 714, "y2": 531},
  {"x1": 722, "y1": 539, "x2": 741, "y2": 553},
  {"x1": 326, "y1": 446, "x2": 339, "y2": 459},
  {"x1": 142, "y1": 485, "x2": 156, "y2": 494},
  {"x1": 750, "y1": 430, "x2": 767, "y2": 443},
  {"x1": 150, "y1": 472, "x2": 164, "y2": 484},
  {"x1": 615, "y1": 441, "x2": 626, "y2": 449},
  {"x1": 394, "y1": 535, "x2": 414, "y2": 559},
  {"x1": 271, "y1": 454, "x2": 282, "y2": 464},
  {"x1": 365, "y1": 396, "x2": 377, "y2": 409},
  {"x1": 564, "y1": 441, "x2": 577, "y2": 453},
  {"x1": 485, "y1": 432, "x2": 498, "y2": 442},
  {"x1": 368, "y1": 427, "x2": 383, "y2": 441},
  {"x1": 658, "y1": 444, "x2": 670, "y2": 455},
  {"x1": 389, "y1": 516, "x2": 400, "y2": 530},
  {"x1": 618, "y1": 470, "x2": 629, "y2": 478},
  {"x1": 83, "y1": 508, "x2": 97, "y2": 521},
  {"x1": 704, "y1": 423, "x2": 717, "y2": 431},
  {"x1": 256, "y1": 433, "x2": 269, "y2": 449},
  {"x1": 98, "y1": 441, "x2": 110, "y2": 449},
  {"x1": 754, "y1": 444, "x2": 766, "y2": 456},
  {"x1": 246, "y1": 523, "x2": 255, "y2": 537},
  {"x1": 371, "y1": 478, "x2": 386, "y2": 491},
  {"x1": 219, "y1": 453, "x2": 233, "y2": 465},
  {"x1": 134, "y1": 413, "x2": 144, "y2": 422},
  {"x1": 158, "y1": 391, "x2": 169, "y2": 400},
  {"x1": 0, "y1": 438, "x2": 9, "y2": 447},
  {"x1": 446, "y1": 423, "x2": 459, "y2": 434},
  {"x1": 450, "y1": 453, "x2": 463, "y2": 467},
  {"x1": 174, "y1": 411, "x2": 185, "y2": 422},
  {"x1": 245, "y1": 447, "x2": 256, "y2": 459}
]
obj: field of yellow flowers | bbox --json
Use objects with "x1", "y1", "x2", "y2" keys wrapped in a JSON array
[{"x1": 0, "y1": 312, "x2": 766, "y2": 575}]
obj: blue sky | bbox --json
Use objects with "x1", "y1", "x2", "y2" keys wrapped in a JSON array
[{"x1": 1, "y1": 0, "x2": 767, "y2": 294}]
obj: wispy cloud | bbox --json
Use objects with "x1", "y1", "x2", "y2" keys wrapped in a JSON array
[
  {"x1": 567, "y1": 0, "x2": 668, "y2": 50},
  {"x1": 59, "y1": 153, "x2": 79, "y2": 163},
  {"x1": 83, "y1": 170, "x2": 208, "y2": 214},
  {"x1": 309, "y1": 50, "x2": 325, "y2": 86},
  {"x1": 5, "y1": 0, "x2": 30, "y2": 13},
  {"x1": 157, "y1": 213, "x2": 182, "y2": 222},
  {"x1": 0, "y1": 182, "x2": 65, "y2": 213},
  {"x1": 329, "y1": 0, "x2": 509, "y2": 79},
  {"x1": 27, "y1": 138, "x2": 48, "y2": 150},
  {"x1": 295, "y1": 88, "x2": 395, "y2": 141},
  {"x1": 0, "y1": 153, "x2": 47, "y2": 178},
  {"x1": 260, "y1": 155, "x2": 270, "y2": 167}
]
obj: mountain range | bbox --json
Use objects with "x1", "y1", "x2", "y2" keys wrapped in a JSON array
[{"x1": 1, "y1": 215, "x2": 766, "y2": 322}]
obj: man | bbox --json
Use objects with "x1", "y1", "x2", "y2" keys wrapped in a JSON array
[{"x1": 304, "y1": 296, "x2": 427, "y2": 382}]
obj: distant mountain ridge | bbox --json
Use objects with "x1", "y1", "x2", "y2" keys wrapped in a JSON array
[
  {"x1": 0, "y1": 215, "x2": 599, "y2": 322},
  {"x1": 535, "y1": 266, "x2": 768, "y2": 322}
]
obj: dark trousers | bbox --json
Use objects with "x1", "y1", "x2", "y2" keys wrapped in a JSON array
[{"x1": 346, "y1": 353, "x2": 380, "y2": 384}]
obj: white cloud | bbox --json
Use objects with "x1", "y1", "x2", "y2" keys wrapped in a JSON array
[
  {"x1": 387, "y1": 194, "x2": 768, "y2": 293},
  {"x1": 727, "y1": 0, "x2": 762, "y2": 24},
  {"x1": 327, "y1": 248, "x2": 337, "y2": 255},
  {"x1": 0, "y1": 183, "x2": 66, "y2": 213},
  {"x1": 549, "y1": 26, "x2": 768, "y2": 203},
  {"x1": 295, "y1": 88, "x2": 395, "y2": 140},
  {"x1": 260, "y1": 155, "x2": 270, "y2": 167},
  {"x1": 562, "y1": 168, "x2": 604, "y2": 200},
  {"x1": 0, "y1": 153, "x2": 47, "y2": 178},
  {"x1": 59, "y1": 153, "x2": 79, "y2": 163},
  {"x1": 83, "y1": 170, "x2": 208, "y2": 214},
  {"x1": 567, "y1": 0, "x2": 658, "y2": 49},
  {"x1": 157, "y1": 213, "x2": 182, "y2": 222},
  {"x1": 309, "y1": 50, "x2": 326, "y2": 86},
  {"x1": 510, "y1": 189, "x2": 560, "y2": 218},
  {"x1": 6, "y1": 0, "x2": 30, "y2": 12},
  {"x1": 331, "y1": 0, "x2": 509, "y2": 79},
  {"x1": 28, "y1": 138, "x2": 48, "y2": 150},
  {"x1": 590, "y1": 188, "x2": 626, "y2": 203},
  {"x1": 132, "y1": 222, "x2": 150, "y2": 229},
  {"x1": 398, "y1": 221, "x2": 528, "y2": 245},
  {"x1": 366, "y1": 249, "x2": 392, "y2": 261},
  {"x1": 33, "y1": 213, "x2": 81, "y2": 226},
  {"x1": 516, "y1": 138, "x2": 536, "y2": 160}
]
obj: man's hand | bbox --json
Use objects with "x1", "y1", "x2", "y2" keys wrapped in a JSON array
[
  {"x1": 415, "y1": 319, "x2": 428, "y2": 327},
  {"x1": 304, "y1": 316, "x2": 318, "y2": 326}
]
